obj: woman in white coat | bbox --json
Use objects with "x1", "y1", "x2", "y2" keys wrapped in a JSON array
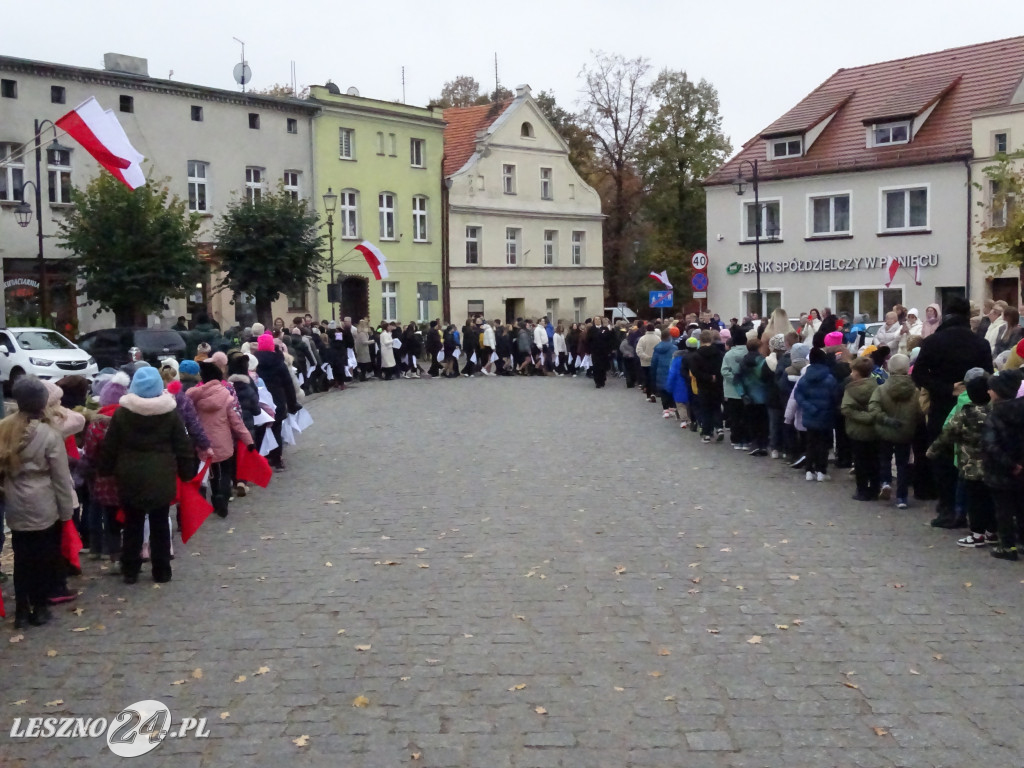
[
  {"x1": 800, "y1": 308, "x2": 822, "y2": 343},
  {"x1": 379, "y1": 323, "x2": 397, "y2": 380}
]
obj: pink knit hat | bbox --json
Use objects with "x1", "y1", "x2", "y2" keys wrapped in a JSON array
[
  {"x1": 257, "y1": 333, "x2": 275, "y2": 352},
  {"x1": 824, "y1": 331, "x2": 844, "y2": 347}
]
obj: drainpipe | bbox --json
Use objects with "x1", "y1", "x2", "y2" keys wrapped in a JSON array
[{"x1": 964, "y1": 157, "x2": 972, "y2": 302}]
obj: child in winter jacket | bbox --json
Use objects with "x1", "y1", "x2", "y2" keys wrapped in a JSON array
[
  {"x1": 841, "y1": 357, "x2": 880, "y2": 500},
  {"x1": 927, "y1": 375, "x2": 994, "y2": 547},
  {"x1": 737, "y1": 338, "x2": 769, "y2": 455},
  {"x1": 0, "y1": 376, "x2": 76, "y2": 628},
  {"x1": 980, "y1": 369, "x2": 1024, "y2": 560},
  {"x1": 793, "y1": 347, "x2": 839, "y2": 481},
  {"x1": 868, "y1": 354, "x2": 921, "y2": 509}
]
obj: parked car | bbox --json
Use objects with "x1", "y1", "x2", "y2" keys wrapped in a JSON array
[
  {"x1": 0, "y1": 327, "x2": 99, "y2": 391},
  {"x1": 76, "y1": 327, "x2": 186, "y2": 371},
  {"x1": 605, "y1": 306, "x2": 638, "y2": 323}
]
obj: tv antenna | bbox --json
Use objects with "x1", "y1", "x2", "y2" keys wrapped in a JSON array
[{"x1": 232, "y1": 37, "x2": 251, "y2": 92}]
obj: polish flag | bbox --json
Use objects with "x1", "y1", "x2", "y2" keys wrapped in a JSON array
[
  {"x1": 884, "y1": 257, "x2": 900, "y2": 288},
  {"x1": 356, "y1": 241, "x2": 389, "y2": 280},
  {"x1": 914, "y1": 265, "x2": 922, "y2": 286},
  {"x1": 56, "y1": 98, "x2": 145, "y2": 189},
  {"x1": 649, "y1": 270, "x2": 673, "y2": 289}
]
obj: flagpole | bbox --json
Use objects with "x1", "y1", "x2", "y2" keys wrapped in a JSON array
[{"x1": 0, "y1": 128, "x2": 72, "y2": 168}]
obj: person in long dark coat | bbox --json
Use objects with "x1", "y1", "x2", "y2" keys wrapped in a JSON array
[
  {"x1": 588, "y1": 317, "x2": 613, "y2": 388},
  {"x1": 252, "y1": 334, "x2": 299, "y2": 470}
]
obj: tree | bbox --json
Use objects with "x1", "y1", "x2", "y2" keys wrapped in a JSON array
[
  {"x1": 430, "y1": 75, "x2": 482, "y2": 108},
  {"x1": 214, "y1": 189, "x2": 325, "y2": 326},
  {"x1": 976, "y1": 154, "x2": 1024, "y2": 284},
  {"x1": 58, "y1": 174, "x2": 201, "y2": 326},
  {"x1": 534, "y1": 90, "x2": 596, "y2": 179},
  {"x1": 638, "y1": 69, "x2": 732, "y2": 255},
  {"x1": 252, "y1": 83, "x2": 310, "y2": 99},
  {"x1": 578, "y1": 52, "x2": 652, "y2": 303}
]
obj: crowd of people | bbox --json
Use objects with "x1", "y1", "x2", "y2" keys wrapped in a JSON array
[{"x1": 0, "y1": 330, "x2": 309, "y2": 629}]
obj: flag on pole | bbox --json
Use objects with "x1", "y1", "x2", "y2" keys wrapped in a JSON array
[
  {"x1": 55, "y1": 98, "x2": 145, "y2": 189},
  {"x1": 649, "y1": 270, "x2": 673, "y2": 289},
  {"x1": 884, "y1": 257, "x2": 899, "y2": 288},
  {"x1": 355, "y1": 241, "x2": 389, "y2": 280}
]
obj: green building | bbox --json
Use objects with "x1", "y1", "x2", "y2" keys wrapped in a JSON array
[{"x1": 309, "y1": 83, "x2": 445, "y2": 325}]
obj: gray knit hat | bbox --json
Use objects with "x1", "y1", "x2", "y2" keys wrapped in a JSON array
[{"x1": 13, "y1": 375, "x2": 49, "y2": 417}]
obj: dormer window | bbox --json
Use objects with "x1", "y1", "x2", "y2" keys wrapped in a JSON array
[
  {"x1": 769, "y1": 136, "x2": 802, "y2": 160},
  {"x1": 870, "y1": 120, "x2": 910, "y2": 147}
]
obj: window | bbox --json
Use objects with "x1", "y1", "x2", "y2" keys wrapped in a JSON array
[
  {"x1": 412, "y1": 195, "x2": 428, "y2": 241},
  {"x1": 571, "y1": 232, "x2": 585, "y2": 265},
  {"x1": 465, "y1": 226, "x2": 480, "y2": 265},
  {"x1": 769, "y1": 136, "x2": 801, "y2": 159},
  {"x1": 416, "y1": 286, "x2": 429, "y2": 323},
  {"x1": 191, "y1": 105, "x2": 203, "y2": 122},
  {"x1": 119, "y1": 95, "x2": 134, "y2": 113},
  {"x1": 50, "y1": 86, "x2": 65, "y2": 105},
  {"x1": 286, "y1": 118, "x2": 298, "y2": 134},
  {"x1": 573, "y1": 297, "x2": 586, "y2": 323},
  {"x1": 743, "y1": 200, "x2": 781, "y2": 240},
  {"x1": 187, "y1": 161, "x2": 208, "y2": 213},
  {"x1": 245, "y1": 166, "x2": 265, "y2": 204},
  {"x1": 568, "y1": 183, "x2": 575, "y2": 199},
  {"x1": 376, "y1": 132, "x2": 385, "y2": 155},
  {"x1": 378, "y1": 193, "x2": 396, "y2": 239},
  {"x1": 521, "y1": 122, "x2": 534, "y2": 138},
  {"x1": 388, "y1": 133, "x2": 397, "y2": 156},
  {"x1": 543, "y1": 230, "x2": 557, "y2": 265},
  {"x1": 832, "y1": 288, "x2": 903, "y2": 322},
  {"x1": 287, "y1": 291, "x2": 307, "y2": 313},
  {"x1": 871, "y1": 121, "x2": 910, "y2": 146},
  {"x1": 502, "y1": 164, "x2": 516, "y2": 195},
  {"x1": 545, "y1": 299, "x2": 558, "y2": 322},
  {"x1": 340, "y1": 190, "x2": 358, "y2": 238},
  {"x1": 339, "y1": 128, "x2": 354, "y2": 159},
  {"x1": 1, "y1": 79, "x2": 17, "y2": 99},
  {"x1": 468, "y1": 300, "x2": 485, "y2": 315},
  {"x1": 410, "y1": 138, "x2": 425, "y2": 168},
  {"x1": 743, "y1": 290, "x2": 783, "y2": 318},
  {"x1": 990, "y1": 180, "x2": 1015, "y2": 229},
  {"x1": 994, "y1": 132, "x2": 1008, "y2": 154},
  {"x1": 882, "y1": 187, "x2": 928, "y2": 231},
  {"x1": 248, "y1": 113, "x2": 260, "y2": 130},
  {"x1": 540, "y1": 168, "x2": 553, "y2": 200},
  {"x1": 0, "y1": 143, "x2": 25, "y2": 202},
  {"x1": 47, "y1": 148, "x2": 72, "y2": 204},
  {"x1": 381, "y1": 281, "x2": 398, "y2": 322},
  {"x1": 505, "y1": 228, "x2": 520, "y2": 265},
  {"x1": 810, "y1": 193, "x2": 850, "y2": 236},
  {"x1": 283, "y1": 171, "x2": 300, "y2": 201}
]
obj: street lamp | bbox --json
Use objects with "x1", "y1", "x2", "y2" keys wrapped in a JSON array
[
  {"x1": 732, "y1": 158, "x2": 764, "y2": 317},
  {"x1": 322, "y1": 187, "x2": 338, "y2": 320}
]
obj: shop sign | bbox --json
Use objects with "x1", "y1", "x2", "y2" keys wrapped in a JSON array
[{"x1": 726, "y1": 253, "x2": 939, "y2": 276}]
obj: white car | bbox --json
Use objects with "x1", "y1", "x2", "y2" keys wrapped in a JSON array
[{"x1": 0, "y1": 327, "x2": 98, "y2": 391}]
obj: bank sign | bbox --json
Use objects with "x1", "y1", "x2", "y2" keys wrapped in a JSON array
[{"x1": 726, "y1": 253, "x2": 940, "y2": 276}]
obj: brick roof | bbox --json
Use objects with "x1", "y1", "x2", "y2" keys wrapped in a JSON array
[
  {"x1": 706, "y1": 36, "x2": 1024, "y2": 185},
  {"x1": 442, "y1": 100, "x2": 512, "y2": 177}
]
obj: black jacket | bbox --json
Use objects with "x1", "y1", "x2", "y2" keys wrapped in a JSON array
[
  {"x1": 688, "y1": 345, "x2": 724, "y2": 406},
  {"x1": 982, "y1": 397, "x2": 1024, "y2": 489},
  {"x1": 912, "y1": 315, "x2": 993, "y2": 418},
  {"x1": 253, "y1": 349, "x2": 299, "y2": 419},
  {"x1": 426, "y1": 328, "x2": 442, "y2": 354}
]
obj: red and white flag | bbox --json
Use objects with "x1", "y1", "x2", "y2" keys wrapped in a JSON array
[
  {"x1": 649, "y1": 270, "x2": 673, "y2": 289},
  {"x1": 914, "y1": 265, "x2": 922, "y2": 286},
  {"x1": 355, "y1": 241, "x2": 389, "y2": 280},
  {"x1": 884, "y1": 256, "x2": 900, "y2": 288},
  {"x1": 56, "y1": 98, "x2": 145, "y2": 190}
]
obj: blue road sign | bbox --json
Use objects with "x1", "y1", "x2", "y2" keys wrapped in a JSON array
[
  {"x1": 691, "y1": 272, "x2": 708, "y2": 291},
  {"x1": 649, "y1": 290, "x2": 673, "y2": 308}
]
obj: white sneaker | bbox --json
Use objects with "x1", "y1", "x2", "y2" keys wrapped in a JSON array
[
  {"x1": 662, "y1": 410, "x2": 673, "y2": 419},
  {"x1": 770, "y1": 450, "x2": 779, "y2": 459},
  {"x1": 816, "y1": 472, "x2": 829, "y2": 482},
  {"x1": 679, "y1": 421, "x2": 688, "y2": 429},
  {"x1": 805, "y1": 471, "x2": 814, "y2": 481}
]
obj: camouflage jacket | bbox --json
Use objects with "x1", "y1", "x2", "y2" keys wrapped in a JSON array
[{"x1": 927, "y1": 401, "x2": 990, "y2": 481}]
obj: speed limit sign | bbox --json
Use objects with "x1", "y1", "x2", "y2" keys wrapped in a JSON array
[{"x1": 691, "y1": 251, "x2": 708, "y2": 270}]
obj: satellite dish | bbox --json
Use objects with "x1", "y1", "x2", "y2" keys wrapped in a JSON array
[
  {"x1": 233, "y1": 62, "x2": 252, "y2": 86},
  {"x1": 346, "y1": 86, "x2": 360, "y2": 97}
]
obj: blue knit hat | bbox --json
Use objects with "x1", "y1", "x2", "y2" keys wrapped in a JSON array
[
  {"x1": 179, "y1": 360, "x2": 200, "y2": 376},
  {"x1": 129, "y1": 366, "x2": 165, "y2": 399}
]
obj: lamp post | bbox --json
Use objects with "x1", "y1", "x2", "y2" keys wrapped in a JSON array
[
  {"x1": 732, "y1": 159, "x2": 763, "y2": 317},
  {"x1": 322, "y1": 187, "x2": 338, "y2": 321},
  {"x1": 13, "y1": 120, "x2": 69, "y2": 326}
]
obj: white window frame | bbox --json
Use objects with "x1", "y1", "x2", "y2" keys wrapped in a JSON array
[
  {"x1": 283, "y1": 170, "x2": 300, "y2": 202},
  {"x1": 502, "y1": 164, "x2": 516, "y2": 195},
  {"x1": 540, "y1": 167, "x2": 553, "y2": 200},
  {"x1": 505, "y1": 227, "x2": 520, "y2": 266},
  {"x1": 340, "y1": 189, "x2": 358, "y2": 239},
  {"x1": 339, "y1": 127, "x2": 355, "y2": 160},
  {"x1": 869, "y1": 120, "x2": 911, "y2": 147},
  {"x1": 412, "y1": 195, "x2": 428, "y2": 242},
  {"x1": 187, "y1": 160, "x2": 209, "y2": 213},
  {"x1": 543, "y1": 230, "x2": 557, "y2": 266},
  {"x1": 381, "y1": 281, "x2": 398, "y2": 322},
  {"x1": 378, "y1": 192, "x2": 396, "y2": 240},
  {"x1": 990, "y1": 180, "x2": 1014, "y2": 229},
  {"x1": 545, "y1": 299, "x2": 558, "y2": 322},
  {"x1": 465, "y1": 226, "x2": 480, "y2": 265},
  {"x1": 994, "y1": 131, "x2": 1009, "y2": 155},
  {"x1": 410, "y1": 138, "x2": 425, "y2": 168},
  {"x1": 741, "y1": 198, "x2": 781, "y2": 241},
  {"x1": 245, "y1": 166, "x2": 265, "y2": 204},
  {"x1": 571, "y1": 231, "x2": 585, "y2": 266},
  {"x1": 807, "y1": 191, "x2": 851, "y2": 237},
  {"x1": 739, "y1": 289, "x2": 785, "y2": 319},
  {"x1": 830, "y1": 286, "x2": 904, "y2": 323},
  {"x1": 768, "y1": 136, "x2": 802, "y2": 160},
  {"x1": 573, "y1": 297, "x2": 586, "y2": 323},
  {"x1": 0, "y1": 143, "x2": 25, "y2": 202},
  {"x1": 879, "y1": 184, "x2": 929, "y2": 233},
  {"x1": 47, "y1": 148, "x2": 72, "y2": 204}
]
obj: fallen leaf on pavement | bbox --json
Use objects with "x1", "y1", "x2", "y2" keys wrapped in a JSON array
[
  {"x1": 411, "y1": 752, "x2": 421, "y2": 760},
  {"x1": 44, "y1": 699, "x2": 64, "y2": 707},
  {"x1": 843, "y1": 681, "x2": 859, "y2": 690},
  {"x1": 613, "y1": 686, "x2": 624, "y2": 692},
  {"x1": 235, "y1": 675, "x2": 247, "y2": 683},
  {"x1": 71, "y1": 627, "x2": 89, "y2": 632},
  {"x1": 614, "y1": 566, "x2": 626, "y2": 575},
  {"x1": 775, "y1": 624, "x2": 789, "y2": 630},
  {"x1": 9, "y1": 634, "x2": 24, "y2": 644},
  {"x1": 933, "y1": 654, "x2": 943, "y2": 660},
  {"x1": 355, "y1": 645, "x2": 371, "y2": 652},
  {"x1": 735, "y1": 585, "x2": 745, "y2": 591},
  {"x1": 171, "y1": 680, "x2": 186, "y2": 686},
  {"x1": 255, "y1": 666, "x2": 270, "y2": 675},
  {"x1": 534, "y1": 705, "x2": 547, "y2": 715},
  {"x1": 220, "y1": 712, "x2": 230, "y2": 720},
  {"x1": 964, "y1": 582, "x2": 972, "y2": 588},
  {"x1": 192, "y1": 668, "x2": 203, "y2": 679},
  {"x1": 788, "y1": 575, "x2": 800, "y2": 581},
  {"x1": 691, "y1": 577, "x2": 701, "y2": 584},
  {"x1": 325, "y1": 562, "x2": 333, "y2": 567},
  {"x1": 72, "y1": 608, "x2": 84, "y2": 616},
  {"x1": 688, "y1": 563, "x2": 701, "y2": 568},
  {"x1": 337, "y1": 629, "x2": 346, "y2": 635},
  {"x1": 508, "y1": 684, "x2": 526, "y2": 691},
  {"x1": 909, "y1": 669, "x2": 920, "y2": 675},
  {"x1": 513, "y1": 615, "x2": 526, "y2": 621},
  {"x1": 648, "y1": 671, "x2": 662, "y2": 678},
  {"x1": 872, "y1": 726, "x2": 889, "y2": 736},
  {"x1": 352, "y1": 695, "x2": 370, "y2": 708},
  {"x1": 707, "y1": 628, "x2": 720, "y2": 634},
  {"x1": 720, "y1": 547, "x2": 732, "y2": 553},
  {"x1": 747, "y1": 636, "x2": 762, "y2": 644},
  {"x1": 400, "y1": 676, "x2": 411, "y2": 681},
  {"x1": 293, "y1": 735, "x2": 310, "y2": 747},
  {"x1": 415, "y1": 548, "x2": 426, "y2": 552},
  {"x1": 658, "y1": 648, "x2": 671, "y2": 656},
  {"x1": 10, "y1": 699, "x2": 27, "y2": 706},
  {"x1": 792, "y1": 619, "x2": 803, "y2": 626},
  {"x1": 418, "y1": 563, "x2": 429, "y2": 569}
]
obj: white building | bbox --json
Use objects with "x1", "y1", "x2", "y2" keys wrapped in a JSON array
[
  {"x1": 0, "y1": 53, "x2": 318, "y2": 332},
  {"x1": 443, "y1": 86, "x2": 604, "y2": 325},
  {"x1": 704, "y1": 36, "x2": 1024, "y2": 321}
]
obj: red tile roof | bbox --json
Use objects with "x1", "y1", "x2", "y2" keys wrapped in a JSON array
[
  {"x1": 442, "y1": 100, "x2": 512, "y2": 177},
  {"x1": 706, "y1": 36, "x2": 1024, "y2": 185}
]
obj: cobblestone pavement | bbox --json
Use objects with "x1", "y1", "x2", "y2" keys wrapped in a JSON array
[{"x1": 3, "y1": 374, "x2": 1024, "y2": 768}]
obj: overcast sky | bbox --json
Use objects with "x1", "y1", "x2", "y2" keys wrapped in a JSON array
[{"x1": 9, "y1": 0, "x2": 1024, "y2": 157}]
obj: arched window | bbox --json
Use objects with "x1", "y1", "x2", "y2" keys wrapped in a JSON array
[{"x1": 520, "y1": 121, "x2": 534, "y2": 138}]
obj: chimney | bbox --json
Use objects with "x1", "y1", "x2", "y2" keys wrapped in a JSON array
[
  {"x1": 103, "y1": 53, "x2": 149, "y2": 77},
  {"x1": 515, "y1": 84, "x2": 531, "y2": 98}
]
